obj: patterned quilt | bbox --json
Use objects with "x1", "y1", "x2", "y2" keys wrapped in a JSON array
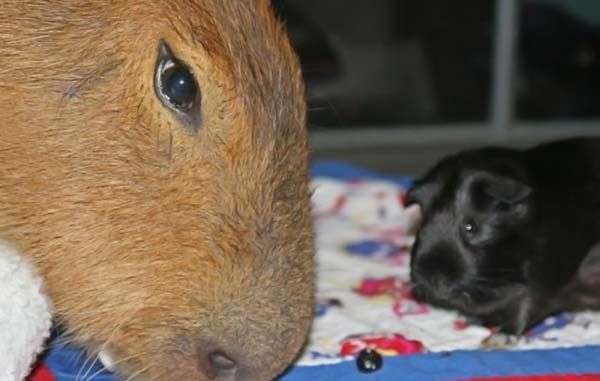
[{"x1": 33, "y1": 161, "x2": 600, "y2": 381}]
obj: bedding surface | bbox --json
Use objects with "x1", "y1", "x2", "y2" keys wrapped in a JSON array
[{"x1": 35, "y1": 160, "x2": 600, "y2": 381}]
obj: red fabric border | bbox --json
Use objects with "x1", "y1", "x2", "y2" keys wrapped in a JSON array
[{"x1": 468, "y1": 375, "x2": 600, "y2": 381}]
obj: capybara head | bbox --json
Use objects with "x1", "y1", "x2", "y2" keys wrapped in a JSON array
[{"x1": 0, "y1": 1, "x2": 314, "y2": 380}]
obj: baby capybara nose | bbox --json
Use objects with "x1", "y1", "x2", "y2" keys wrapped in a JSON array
[{"x1": 413, "y1": 245, "x2": 467, "y2": 297}]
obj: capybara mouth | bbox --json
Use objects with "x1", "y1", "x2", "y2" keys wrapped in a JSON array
[
  {"x1": 0, "y1": 0, "x2": 314, "y2": 380},
  {"x1": 98, "y1": 299, "x2": 313, "y2": 380}
]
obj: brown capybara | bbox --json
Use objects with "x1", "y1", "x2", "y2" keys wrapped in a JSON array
[{"x1": 0, "y1": 1, "x2": 314, "y2": 380}]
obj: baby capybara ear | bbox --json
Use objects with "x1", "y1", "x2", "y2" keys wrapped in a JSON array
[
  {"x1": 577, "y1": 243, "x2": 600, "y2": 287},
  {"x1": 0, "y1": 1, "x2": 314, "y2": 380},
  {"x1": 405, "y1": 175, "x2": 443, "y2": 212},
  {"x1": 479, "y1": 174, "x2": 532, "y2": 205}
]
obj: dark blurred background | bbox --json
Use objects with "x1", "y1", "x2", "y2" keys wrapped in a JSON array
[{"x1": 272, "y1": 0, "x2": 600, "y2": 174}]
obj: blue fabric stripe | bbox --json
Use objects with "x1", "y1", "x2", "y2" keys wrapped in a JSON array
[
  {"x1": 45, "y1": 345, "x2": 600, "y2": 381},
  {"x1": 310, "y1": 160, "x2": 414, "y2": 188},
  {"x1": 279, "y1": 347, "x2": 600, "y2": 381}
]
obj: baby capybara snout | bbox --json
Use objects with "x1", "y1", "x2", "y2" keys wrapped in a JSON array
[
  {"x1": 412, "y1": 245, "x2": 466, "y2": 296},
  {"x1": 0, "y1": 1, "x2": 314, "y2": 380}
]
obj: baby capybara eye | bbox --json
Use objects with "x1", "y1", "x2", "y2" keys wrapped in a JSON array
[{"x1": 463, "y1": 219, "x2": 477, "y2": 236}]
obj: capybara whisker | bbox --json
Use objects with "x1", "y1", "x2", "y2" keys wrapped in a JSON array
[
  {"x1": 77, "y1": 355, "x2": 102, "y2": 381},
  {"x1": 82, "y1": 366, "x2": 114, "y2": 381}
]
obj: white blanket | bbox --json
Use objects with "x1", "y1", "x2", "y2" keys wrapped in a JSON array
[{"x1": 298, "y1": 176, "x2": 600, "y2": 366}]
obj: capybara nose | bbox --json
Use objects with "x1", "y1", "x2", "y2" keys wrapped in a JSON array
[{"x1": 199, "y1": 349, "x2": 239, "y2": 380}]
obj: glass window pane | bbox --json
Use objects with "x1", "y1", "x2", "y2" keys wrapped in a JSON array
[
  {"x1": 275, "y1": 0, "x2": 495, "y2": 128},
  {"x1": 518, "y1": 0, "x2": 600, "y2": 120}
]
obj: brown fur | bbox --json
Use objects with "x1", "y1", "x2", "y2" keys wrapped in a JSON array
[{"x1": 0, "y1": 1, "x2": 314, "y2": 380}]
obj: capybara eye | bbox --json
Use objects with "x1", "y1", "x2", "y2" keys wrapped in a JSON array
[
  {"x1": 162, "y1": 65, "x2": 197, "y2": 110},
  {"x1": 155, "y1": 41, "x2": 200, "y2": 125}
]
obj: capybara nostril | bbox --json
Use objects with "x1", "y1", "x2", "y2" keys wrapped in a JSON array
[
  {"x1": 208, "y1": 351, "x2": 237, "y2": 375},
  {"x1": 198, "y1": 349, "x2": 238, "y2": 380}
]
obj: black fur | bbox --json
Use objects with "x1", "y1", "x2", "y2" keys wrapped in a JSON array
[{"x1": 407, "y1": 138, "x2": 600, "y2": 335}]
